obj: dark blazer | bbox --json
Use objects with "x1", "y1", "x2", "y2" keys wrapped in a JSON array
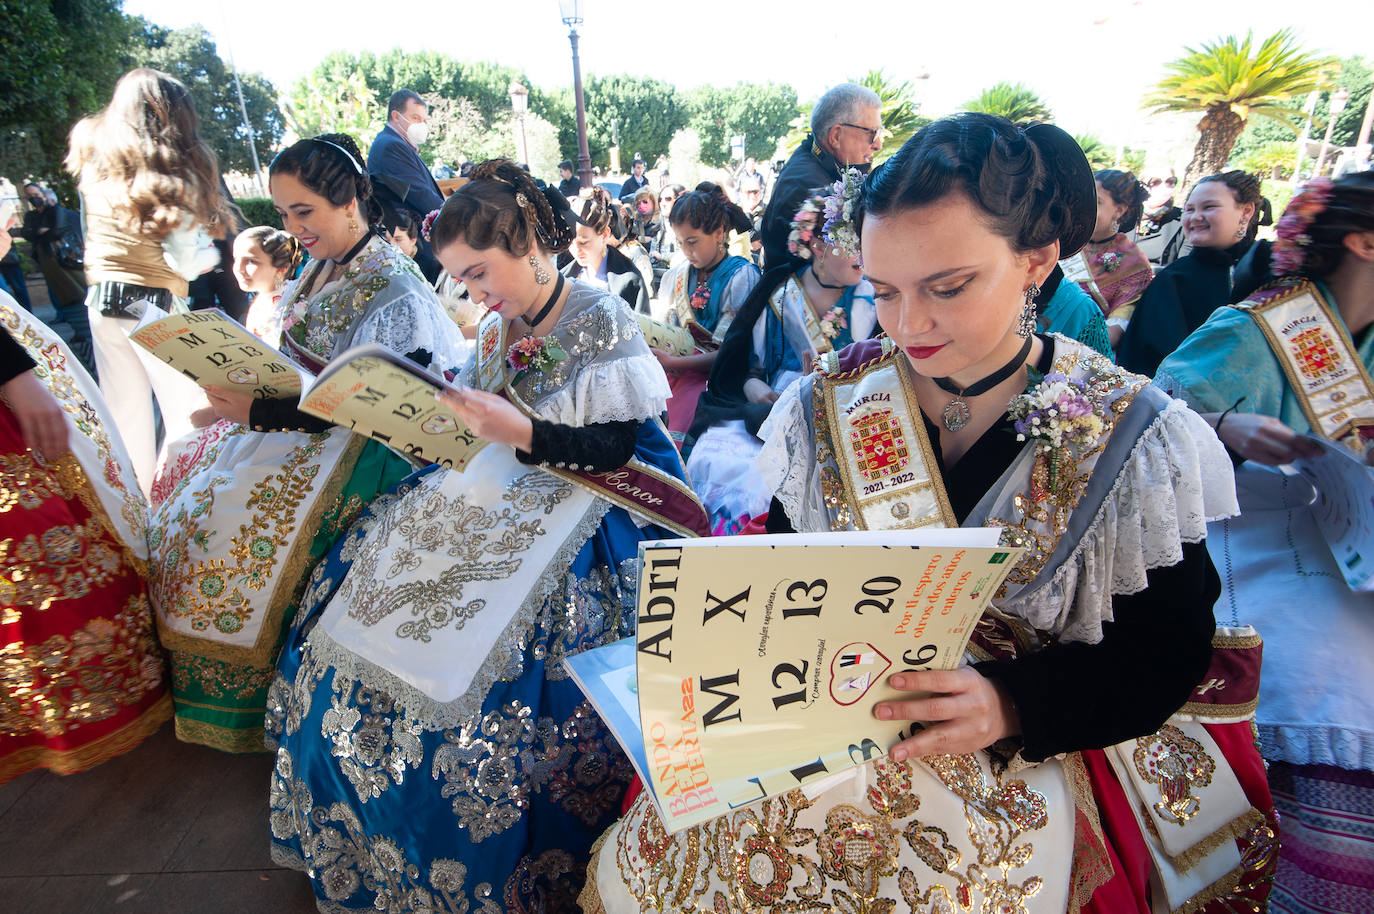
[
  {"x1": 618, "y1": 174, "x2": 649, "y2": 202},
  {"x1": 759, "y1": 135, "x2": 844, "y2": 272},
  {"x1": 558, "y1": 246, "x2": 651, "y2": 314},
  {"x1": 367, "y1": 125, "x2": 444, "y2": 221}
]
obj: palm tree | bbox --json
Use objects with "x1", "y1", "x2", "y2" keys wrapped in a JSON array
[
  {"x1": 1144, "y1": 29, "x2": 1332, "y2": 187},
  {"x1": 1074, "y1": 134, "x2": 1114, "y2": 170},
  {"x1": 964, "y1": 82, "x2": 1053, "y2": 123}
]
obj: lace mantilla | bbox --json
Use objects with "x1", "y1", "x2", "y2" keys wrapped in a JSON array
[
  {"x1": 351, "y1": 291, "x2": 472, "y2": 378},
  {"x1": 756, "y1": 361, "x2": 1239, "y2": 645},
  {"x1": 997, "y1": 399, "x2": 1239, "y2": 644}
]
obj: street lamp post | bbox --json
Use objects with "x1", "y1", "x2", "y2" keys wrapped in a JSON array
[
  {"x1": 559, "y1": 0, "x2": 593, "y2": 189},
  {"x1": 508, "y1": 79, "x2": 530, "y2": 168},
  {"x1": 1292, "y1": 90, "x2": 1320, "y2": 183},
  {"x1": 1315, "y1": 87, "x2": 1351, "y2": 177}
]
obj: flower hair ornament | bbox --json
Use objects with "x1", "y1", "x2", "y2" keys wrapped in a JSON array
[
  {"x1": 1273, "y1": 177, "x2": 1334, "y2": 276},
  {"x1": 786, "y1": 168, "x2": 865, "y2": 264},
  {"x1": 421, "y1": 209, "x2": 440, "y2": 243}
]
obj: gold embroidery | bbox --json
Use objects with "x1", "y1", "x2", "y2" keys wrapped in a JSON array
[
  {"x1": 1132, "y1": 724, "x2": 1215, "y2": 825},
  {"x1": 0, "y1": 593, "x2": 166, "y2": 737},
  {"x1": 0, "y1": 515, "x2": 126, "y2": 611}
]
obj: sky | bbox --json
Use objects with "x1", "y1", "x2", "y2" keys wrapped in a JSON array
[{"x1": 125, "y1": 0, "x2": 1373, "y2": 171}]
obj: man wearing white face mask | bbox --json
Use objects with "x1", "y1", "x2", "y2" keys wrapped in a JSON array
[{"x1": 369, "y1": 88, "x2": 445, "y2": 276}]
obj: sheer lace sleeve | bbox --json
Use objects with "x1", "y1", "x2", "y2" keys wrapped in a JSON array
[
  {"x1": 755, "y1": 376, "x2": 830, "y2": 531},
  {"x1": 351, "y1": 290, "x2": 472, "y2": 376},
  {"x1": 1000, "y1": 398, "x2": 1240, "y2": 644}
]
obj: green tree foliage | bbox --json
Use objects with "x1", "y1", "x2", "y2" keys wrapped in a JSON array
[
  {"x1": 1143, "y1": 29, "x2": 1332, "y2": 186},
  {"x1": 964, "y1": 82, "x2": 1053, "y2": 123},
  {"x1": 583, "y1": 75, "x2": 685, "y2": 165},
  {"x1": 0, "y1": 0, "x2": 130, "y2": 193},
  {"x1": 1074, "y1": 134, "x2": 1114, "y2": 170},
  {"x1": 285, "y1": 69, "x2": 384, "y2": 143},
  {"x1": 124, "y1": 21, "x2": 284, "y2": 174},
  {"x1": 684, "y1": 83, "x2": 798, "y2": 168},
  {"x1": 1233, "y1": 140, "x2": 1299, "y2": 180}
]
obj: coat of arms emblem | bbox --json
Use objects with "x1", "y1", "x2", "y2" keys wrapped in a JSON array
[
  {"x1": 848, "y1": 407, "x2": 909, "y2": 482},
  {"x1": 1291, "y1": 327, "x2": 1342, "y2": 381}
]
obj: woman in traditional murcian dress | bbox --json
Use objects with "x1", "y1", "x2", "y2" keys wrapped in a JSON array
[
  {"x1": 0, "y1": 276, "x2": 170, "y2": 783},
  {"x1": 583, "y1": 114, "x2": 1276, "y2": 914},
  {"x1": 1156, "y1": 171, "x2": 1374, "y2": 914},
  {"x1": 655, "y1": 183, "x2": 761, "y2": 450},
  {"x1": 148, "y1": 134, "x2": 466, "y2": 752},
  {"x1": 265, "y1": 160, "x2": 707, "y2": 913},
  {"x1": 686, "y1": 179, "x2": 877, "y2": 533}
]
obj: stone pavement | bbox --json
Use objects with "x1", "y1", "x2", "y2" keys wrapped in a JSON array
[
  {"x1": 3, "y1": 273, "x2": 320, "y2": 913},
  {"x1": 0, "y1": 726, "x2": 319, "y2": 914}
]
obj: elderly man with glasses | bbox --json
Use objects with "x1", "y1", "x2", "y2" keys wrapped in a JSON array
[{"x1": 760, "y1": 82, "x2": 882, "y2": 271}]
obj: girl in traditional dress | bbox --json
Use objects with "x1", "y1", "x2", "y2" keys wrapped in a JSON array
[
  {"x1": 265, "y1": 160, "x2": 708, "y2": 913},
  {"x1": 149, "y1": 134, "x2": 466, "y2": 752},
  {"x1": 561, "y1": 188, "x2": 651, "y2": 313},
  {"x1": 686, "y1": 177, "x2": 877, "y2": 533},
  {"x1": 234, "y1": 226, "x2": 302, "y2": 344},
  {"x1": 0, "y1": 273, "x2": 171, "y2": 783},
  {"x1": 1060, "y1": 169, "x2": 1153, "y2": 347},
  {"x1": 1156, "y1": 171, "x2": 1374, "y2": 914},
  {"x1": 1118, "y1": 170, "x2": 1272, "y2": 376},
  {"x1": 656, "y1": 183, "x2": 761, "y2": 448},
  {"x1": 67, "y1": 68, "x2": 239, "y2": 492},
  {"x1": 583, "y1": 113, "x2": 1275, "y2": 914}
]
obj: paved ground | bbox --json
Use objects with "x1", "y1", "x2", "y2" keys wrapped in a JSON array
[{"x1": 4, "y1": 273, "x2": 320, "y2": 913}]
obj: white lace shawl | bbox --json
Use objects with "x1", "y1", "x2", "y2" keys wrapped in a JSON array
[
  {"x1": 482, "y1": 283, "x2": 671, "y2": 427},
  {"x1": 757, "y1": 375, "x2": 1240, "y2": 645},
  {"x1": 350, "y1": 287, "x2": 472, "y2": 377}
]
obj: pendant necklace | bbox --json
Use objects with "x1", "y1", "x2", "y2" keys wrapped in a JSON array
[{"x1": 930, "y1": 335, "x2": 1033, "y2": 432}]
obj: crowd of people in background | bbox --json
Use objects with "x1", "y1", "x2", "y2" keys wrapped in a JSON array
[{"x1": 3, "y1": 65, "x2": 1373, "y2": 914}]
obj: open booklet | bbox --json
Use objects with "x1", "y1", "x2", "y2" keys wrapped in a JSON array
[
  {"x1": 564, "y1": 528, "x2": 1023, "y2": 833},
  {"x1": 296, "y1": 343, "x2": 487, "y2": 471},
  {"x1": 635, "y1": 312, "x2": 694, "y2": 357},
  {"x1": 129, "y1": 304, "x2": 313, "y2": 398},
  {"x1": 1292, "y1": 434, "x2": 1374, "y2": 591}
]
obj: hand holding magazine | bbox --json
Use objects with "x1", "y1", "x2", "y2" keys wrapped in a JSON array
[
  {"x1": 296, "y1": 344, "x2": 487, "y2": 471},
  {"x1": 129, "y1": 304, "x2": 312, "y2": 398},
  {"x1": 1292, "y1": 434, "x2": 1374, "y2": 591},
  {"x1": 565, "y1": 528, "x2": 1023, "y2": 833}
]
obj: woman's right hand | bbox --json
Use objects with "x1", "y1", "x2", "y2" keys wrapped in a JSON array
[{"x1": 1217, "y1": 413, "x2": 1324, "y2": 465}]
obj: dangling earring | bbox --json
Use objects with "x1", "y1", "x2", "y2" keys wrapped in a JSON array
[
  {"x1": 719, "y1": 238, "x2": 729, "y2": 254},
  {"x1": 530, "y1": 255, "x2": 551, "y2": 285},
  {"x1": 1234, "y1": 224, "x2": 1248, "y2": 240},
  {"x1": 349, "y1": 217, "x2": 359, "y2": 237},
  {"x1": 1017, "y1": 283, "x2": 1040, "y2": 338}
]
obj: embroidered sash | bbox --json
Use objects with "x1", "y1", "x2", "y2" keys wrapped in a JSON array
[
  {"x1": 1238, "y1": 280, "x2": 1374, "y2": 449},
  {"x1": 474, "y1": 311, "x2": 710, "y2": 538},
  {"x1": 813, "y1": 339, "x2": 956, "y2": 530},
  {"x1": 770, "y1": 276, "x2": 836, "y2": 357}
]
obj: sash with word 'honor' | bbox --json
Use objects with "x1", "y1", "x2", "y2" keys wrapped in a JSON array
[
  {"x1": 814, "y1": 338, "x2": 957, "y2": 530},
  {"x1": 474, "y1": 311, "x2": 711, "y2": 538},
  {"x1": 1237, "y1": 279, "x2": 1374, "y2": 450}
]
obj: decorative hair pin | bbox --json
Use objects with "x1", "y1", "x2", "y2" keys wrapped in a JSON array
[
  {"x1": 310, "y1": 137, "x2": 365, "y2": 175},
  {"x1": 788, "y1": 168, "x2": 864, "y2": 264},
  {"x1": 421, "y1": 208, "x2": 440, "y2": 243}
]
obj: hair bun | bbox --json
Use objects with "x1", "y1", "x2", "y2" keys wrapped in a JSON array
[{"x1": 1022, "y1": 123, "x2": 1095, "y2": 257}]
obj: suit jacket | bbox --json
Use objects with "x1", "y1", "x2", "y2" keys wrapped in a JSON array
[
  {"x1": 368, "y1": 125, "x2": 444, "y2": 220},
  {"x1": 759, "y1": 135, "x2": 844, "y2": 272},
  {"x1": 558, "y1": 246, "x2": 650, "y2": 314}
]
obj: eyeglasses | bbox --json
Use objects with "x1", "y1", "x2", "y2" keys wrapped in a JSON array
[
  {"x1": 659, "y1": 195, "x2": 675, "y2": 202},
  {"x1": 840, "y1": 123, "x2": 882, "y2": 144}
]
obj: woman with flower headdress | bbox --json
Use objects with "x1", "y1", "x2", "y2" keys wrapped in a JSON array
[
  {"x1": 656, "y1": 182, "x2": 762, "y2": 449},
  {"x1": 1059, "y1": 169, "x2": 1154, "y2": 347},
  {"x1": 583, "y1": 114, "x2": 1275, "y2": 914},
  {"x1": 1157, "y1": 170, "x2": 1374, "y2": 913},
  {"x1": 148, "y1": 133, "x2": 467, "y2": 753},
  {"x1": 685, "y1": 173, "x2": 878, "y2": 533},
  {"x1": 265, "y1": 160, "x2": 708, "y2": 913}
]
